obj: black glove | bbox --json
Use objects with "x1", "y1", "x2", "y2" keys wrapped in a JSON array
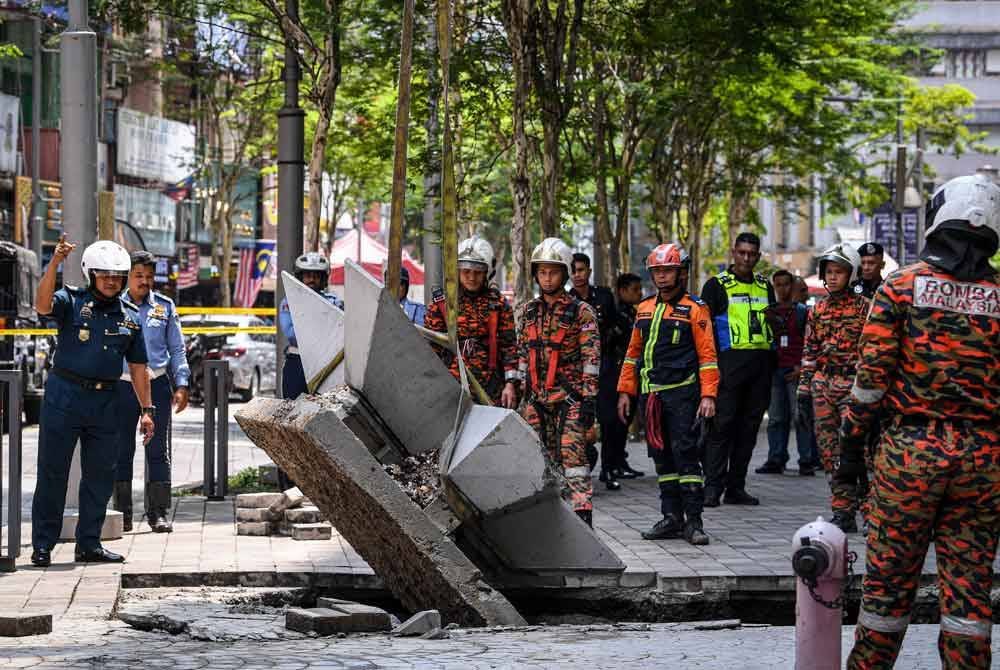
[
  {"x1": 836, "y1": 418, "x2": 868, "y2": 482},
  {"x1": 578, "y1": 399, "x2": 596, "y2": 429}
]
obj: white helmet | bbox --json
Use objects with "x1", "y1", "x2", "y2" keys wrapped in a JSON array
[
  {"x1": 458, "y1": 235, "x2": 494, "y2": 272},
  {"x1": 530, "y1": 237, "x2": 573, "y2": 275},
  {"x1": 294, "y1": 251, "x2": 330, "y2": 290},
  {"x1": 817, "y1": 243, "x2": 861, "y2": 284},
  {"x1": 81, "y1": 240, "x2": 131, "y2": 287},
  {"x1": 925, "y1": 174, "x2": 1000, "y2": 242}
]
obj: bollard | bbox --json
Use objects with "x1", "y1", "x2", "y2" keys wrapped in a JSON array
[
  {"x1": 202, "y1": 360, "x2": 229, "y2": 501},
  {"x1": 792, "y1": 516, "x2": 851, "y2": 669},
  {"x1": 0, "y1": 370, "x2": 22, "y2": 572}
]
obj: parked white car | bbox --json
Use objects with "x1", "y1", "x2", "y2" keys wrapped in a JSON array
[{"x1": 180, "y1": 314, "x2": 277, "y2": 402}]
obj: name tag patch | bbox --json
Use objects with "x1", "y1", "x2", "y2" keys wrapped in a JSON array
[{"x1": 914, "y1": 276, "x2": 1000, "y2": 317}]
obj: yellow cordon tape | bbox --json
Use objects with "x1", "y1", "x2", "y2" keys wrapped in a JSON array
[
  {"x1": 0, "y1": 326, "x2": 277, "y2": 337},
  {"x1": 175, "y1": 307, "x2": 276, "y2": 316}
]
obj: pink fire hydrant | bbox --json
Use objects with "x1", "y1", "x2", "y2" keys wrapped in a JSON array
[{"x1": 792, "y1": 516, "x2": 848, "y2": 670}]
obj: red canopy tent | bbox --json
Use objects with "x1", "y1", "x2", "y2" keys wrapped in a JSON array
[{"x1": 327, "y1": 228, "x2": 425, "y2": 286}]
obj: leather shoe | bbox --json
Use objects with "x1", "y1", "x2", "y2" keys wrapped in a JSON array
[
  {"x1": 754, "y1": 461, "x2": 784, "y2": 474},
  {"x1": 723, "y1": 489, "x2": 760, "y2": 506},
  {"x1": 30, "y1": 548, "x2": 51, "y2": 567},
  {"x1": 616, "y1": 464, "x2": 645, "y2": 479},
  {"x1": 74, "y1": 547, "x2": 125, "y2": 563}
]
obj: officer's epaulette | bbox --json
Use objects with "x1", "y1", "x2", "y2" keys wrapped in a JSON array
[
  {"x1": 431, "y1": 288, "x2": 445, "y2": 303},
  {"x1": 65, "y1": 284, "x2": 83, "y2": 294},
  {"x1": 153, "y1": 292, "x2": 176, "y2": 307},
  {"x1": 689, "y1": 294, "x2": 705, "y2": 305},
  {"x1": 121, "y1": 297, "x2": 140, "y2": 312}
]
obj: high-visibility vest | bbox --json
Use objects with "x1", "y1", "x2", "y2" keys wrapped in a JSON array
[{"x1": 714, "y1": 270, "x2": 772, "y2": 351}]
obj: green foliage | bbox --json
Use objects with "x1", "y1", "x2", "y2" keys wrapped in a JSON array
[{"x1": 227, "y1": 466, "x2": 272, "y2": 493}]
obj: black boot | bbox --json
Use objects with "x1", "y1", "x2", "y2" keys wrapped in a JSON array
[
  {"x1": 576, "y1": 509, "x2": 593, "y2": 528},
  {"x1": 601, "y1": 469, "x2": 621, "y2": 491},
  {"x1": 683, "y1": 515, "x2": 710, "y2": 545},
  {"x1": 113, "y1": 481, "x2": 133, "y2": 532},
  {"x1": 147, "y1": 482, "x2": 174, "y2": 533},
  {"x1": 641, "y1": 514, "x2": 684, "y2": 540}
]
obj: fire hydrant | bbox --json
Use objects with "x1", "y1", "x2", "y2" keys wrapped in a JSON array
[{"x1": 792, "y1": 516, "x2": 849, "y2": 670}]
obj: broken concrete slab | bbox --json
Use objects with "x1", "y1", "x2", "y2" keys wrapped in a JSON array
[
  {"x1": 236, "y1": 492, "x2": 284, "y2": 509},
  {"x1": 392, "y1": 610, "x2": 442, "y2": 637},
  {"x1": 442, "y1": 405, "x2": 547, "y2": 515},
  {"x1": 282, "y1": 270, "x2": 346, "y2": 393},
  {"x1": 291, "y1": 523, "x2": 331, "y2": 541},
  {"x1": 343, "y1": 259, "x2": 466, "y2": 456},
  {"x1": 235, "y1": 396, "x2": 526, "y2": 627},
  {"x1": 267, "y1": 487, "x2": 304, "y2": 514},
  {"x1": 0, "y1": 613, "x2": 52, "y2": 637}
]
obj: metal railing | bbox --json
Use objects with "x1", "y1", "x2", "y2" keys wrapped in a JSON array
[
  {"x1": 202, "y1": 360, "x2": 229, "y2": 501},
  {"x1": 0, "y1": 369, "x2": 22, "y2": 572}
]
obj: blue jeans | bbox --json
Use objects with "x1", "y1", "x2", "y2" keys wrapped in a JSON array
[{"x1": 765, "y1": 368, "x2": 816, "y2": 467}]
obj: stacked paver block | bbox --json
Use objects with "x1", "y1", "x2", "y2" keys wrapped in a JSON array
[
  {"x1": 235, "y1": 490, "x2": 333, "y2": 540},
  {"x1": 285, "y1": 598, "x2": 391, "y2": 634}
]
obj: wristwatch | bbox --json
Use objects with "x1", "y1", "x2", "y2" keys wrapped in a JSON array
[{"x1": 141, "y1": 407, "x2": 156, "y2": 419}]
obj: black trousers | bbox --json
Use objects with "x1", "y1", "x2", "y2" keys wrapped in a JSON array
[
  {"x1": 703, "y1": 353, "x2": 772, "y2": 494},
  {"x1": 648, "y1": 384, "x2": 704, "y2": 519}
]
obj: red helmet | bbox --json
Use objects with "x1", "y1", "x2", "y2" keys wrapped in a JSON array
[{"x1": 646, "y1": 243, "x2": 689, "y2": 271}]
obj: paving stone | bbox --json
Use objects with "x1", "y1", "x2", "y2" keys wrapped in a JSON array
[
  {"x1": 0, "y1": 613, "x2": 52, "y2": 637},
  {"x1": 284, "y1": 506, "x2": 324, "y2": 524},
  {"x1": 291, "y1": 523, "x2": 331, "y2": 541},
  {"x1": 318, "y1": 602, "x2": 390, "y2": 631},
  {"x1": 392, "y1": 610, "x2": 441, "y2": 637},
  {"x1": 236, "y1": 508, "x2": 282, "y2": 523},
  {"x1": 236, "y1": 521, "x2": 273, "y2": 536},
  {"x1": 235, "y1": 493, "x2": 284, "y2": 509},
  {"x1": 267, "y1": 487, "x2": 305, "y2": 514},
  {"x1": 285, "y1": 607, "x2": 387, "y2": 635}
]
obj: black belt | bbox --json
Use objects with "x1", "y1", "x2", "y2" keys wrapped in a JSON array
[{"x1": 52, "y1": 367, "x2": 118, "y2": 391}]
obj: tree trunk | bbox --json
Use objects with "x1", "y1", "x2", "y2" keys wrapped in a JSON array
[
  {"x1": 422, "y1": 21, "x2": 442, "y2": 296},
  {"x1": 590, "y1": 76, "x2": 613, "y2": 286},
  {"x1": 219, "y1": 207, "x2": 233, "y2": 307},
  {"x1": 307, "y1": 106, "x2": 332, "y2": 252},
  {"x1": 503, "y1": 0, "x2": 534, "y2": 302},
  {"x1": 539, "y1": 124, "x2": 560, "y2": 237},
  {"x1": 386, "y1": 0, "x2": 416, "y2": 297},
  {"x1": 726, "y1": 164, "x2": 755, "y2": 251}
]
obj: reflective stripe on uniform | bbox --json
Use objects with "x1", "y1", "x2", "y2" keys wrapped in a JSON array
[
  {"x1": 640, "y1": 303, "x2": 667, "y2": 394},
  {"x1": 583, "y1": 364, "x2": 600, "y2": 376},
  {"x1": 851, "y1": 383, "x2": 885, "y2": 404},
  {"x1": 858, "y1": 609, "x2": 910, "y2": 633},
  {"x1": 678, "y1": 475, "x2": 704, "y2": 485},
  {"x1": 699, "y1": 362, "x2": 717, "y2": 371},
  {"x1": 940, "y1": 614, "x2": 993, "y2": 639},
  {"x1": 623, "y1": 357, "x2": 637, "y2": 366},
  {"x1": 564, "y1": 466, "x2": 591, "y2": 479},
  {"x1": 505, "y1": 369, "x2": 521, "y2": 381},
  {"x1": 657, "y1": 473, "x2": 679, "y2": 484},
  {"x1": 646, "y1": 372, "x2": 697, "y2": 394}
]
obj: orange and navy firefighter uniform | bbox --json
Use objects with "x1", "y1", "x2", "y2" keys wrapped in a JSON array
[
  {"x1": 424, "y1": 286, "x2": 518, "y2": 405},
  {"x1": 516, "y1": 292, "x2": 601, "y2": 515},
  {"x1": 796, "y1": 288, "x2": 871, "y2": 519},
  {"x1": 617, "y1": 292, "x2": 719, "y2": 524},
  {"x1": 843, "y1": 261, "x2": 1000, "y2": 669}
]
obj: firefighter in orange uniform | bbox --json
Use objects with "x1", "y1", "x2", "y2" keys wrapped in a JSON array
[
  {"x1": 617, "y1": 243, "x2": 717, "y2": 545},
  {"x1": 516, "y1": 238, "x2": 601, "y2": 527},
  {"x1": 424, "y1": 236, "x2": 518, "y2": 407}
]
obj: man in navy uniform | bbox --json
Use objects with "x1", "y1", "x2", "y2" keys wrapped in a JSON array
[
  {"x1": 852, "y1": 242, "x2": 885, "y2": 299},
  {"x1": 396, "y1": 266, "x2": 426, "y2": 325},
  {"x1": 279, "y1": 251, "x2": 344, "y2": 399},
  {"x1": 31, "y1": 236, "x2": 154, "y2": 566},
  {"x1": 113, "y1": 251, "x2": 190, "y2": 534}
]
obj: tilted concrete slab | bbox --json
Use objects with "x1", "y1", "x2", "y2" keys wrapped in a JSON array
[
  {"x1": 443, "y1": 405, "x2": 547, "y2": 515},
  {"x1": 343, "y1": 259, "x2": 465, "y2": 455},
  {"x1": 282, "y1": 271, "x2": 345, "y2": 393},
  {"x1": 234, "y1": 395, "x2": 526, "y2": 627}
]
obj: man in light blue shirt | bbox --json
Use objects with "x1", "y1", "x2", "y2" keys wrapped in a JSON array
[
  {"x1": 114, "y1": 251, "x2": 191, "y2": 533},
  {"x1": 396, "y1": 266, "x2": 425, "y2": 325}
]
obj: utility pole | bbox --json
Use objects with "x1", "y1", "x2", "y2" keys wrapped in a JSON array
[
  {"x1": 893, "y1": 103, "x2": 906, "y2": 265},
  {"x1": 276, "y1": 0, "x2": 305, "y2": 395},
  {"x1": 60, "y1": 0, "x2": 98, "y2": 282},
  {"x1": 30, "y1": 17, "x2": 42, "y2": 262}
]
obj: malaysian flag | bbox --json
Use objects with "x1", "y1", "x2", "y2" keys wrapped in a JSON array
[{"x1": 233, "y1": 239, "x2": 276, "y2": 307}]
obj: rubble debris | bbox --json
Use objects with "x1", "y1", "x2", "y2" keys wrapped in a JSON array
[
  {"x1": 285, "y1": 606, "x2": 389, "y2": 635},
  {"x1": 267, "y1": 487, "x2": 305, "y2": 514},
  {"x1": 382, "y1": 451, "x2": 441, "y2": 508},
  {"x1": 392, "y1": 610, "x2": 442, "y2": 637}
]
